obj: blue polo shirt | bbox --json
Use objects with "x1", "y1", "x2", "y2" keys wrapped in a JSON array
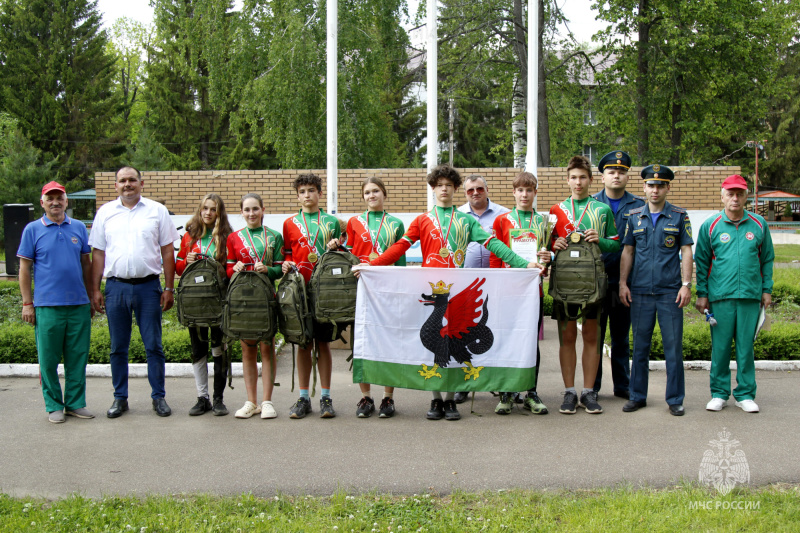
[{"x1": 17, "y1": 215, "x2": 91, "y2": 307}]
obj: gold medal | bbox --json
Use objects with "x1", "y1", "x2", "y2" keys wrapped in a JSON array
[
  {"x1": 439, "y1": 247, "x2": 450, "y2": 258},
  {"x1": 454, "y1": 249, "x2": 465, "y2": 266},
  {"x1": 308, "y1": 253, "x2": 318, "y2": 263},
  {"x1": 570, "y1": 232, "x2": 581, "y2": 243},
  {"x1": 369, "y1": 252, "x2": 379, "y2": 261}
]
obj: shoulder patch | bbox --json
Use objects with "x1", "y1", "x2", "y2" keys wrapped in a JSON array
[
  {"x1": 628, "y1": 207, "x2": 644, "y2": 215},
  {"x1": 670, "y1": 206, "x2": 686, "y2": 214}
]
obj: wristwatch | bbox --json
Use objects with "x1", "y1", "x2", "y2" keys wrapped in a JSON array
[
  {"x1": 164, "y1": 288, "x2": 175, "y2": 292},
  {"x1": 682, "y1": 281, "x2": 691, "y2": 289}
]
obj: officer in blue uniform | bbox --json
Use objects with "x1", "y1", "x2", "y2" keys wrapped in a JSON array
[
  {"x1": 618, "y1": 164, "x2": 693, "y2": 416},
  {"x1": 592, "y1": 150, "x2": 644, "y2": 399}
]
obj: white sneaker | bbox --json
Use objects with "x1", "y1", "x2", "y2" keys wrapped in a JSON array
[
  {"x1": 706, "y1": 398, "x2": 727, "y2": 411},
  {"x1": 235, "y1": 401, "x2": 261, "y2": 418},
  {"x1": 735, "y1": 399, "x2": 760, "y2": 413},
  {"x1": 260, "y1": 400, "x2": 277, "y2": 419}
]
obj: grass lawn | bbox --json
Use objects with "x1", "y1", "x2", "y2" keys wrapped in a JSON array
[
  {"x1": 2, "y1": 486, "x2": 798, "y2": 532},
  {"x1": 773, "y1": 244, "x2": 800, "y2": 263}
]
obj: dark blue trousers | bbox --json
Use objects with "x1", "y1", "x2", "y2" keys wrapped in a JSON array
[
  {"x1": 629, "y1": 292, "x2": 685, "y2": 405},
  {"x1": 594, "y1": 284, "x2": 631, "y2": 395}
]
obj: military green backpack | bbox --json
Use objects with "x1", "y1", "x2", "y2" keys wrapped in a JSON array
[
  {"x1": 175, "y1": 256, "x2": 227, "y2": 328},
  {"x1": 308, "y1": 249, "x2": 360, "y2": 340},
  {"x1": 222, "y1": 269, "x2": 278, "y2": 342},
  {"x1": 548, "y1": 233, "x2": 607, "y2": 317},
  {"x1": 277, "y1": 266, "x2": 313, "y2": 348}
]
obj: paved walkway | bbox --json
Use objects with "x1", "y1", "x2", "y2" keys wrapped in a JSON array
[{"x1": 2, "y1": 318, "x2": 799, "y2": 498}]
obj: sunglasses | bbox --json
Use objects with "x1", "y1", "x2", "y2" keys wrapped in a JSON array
[{"x1": 466, "y1": 187, "x2": 486, "y2": 194}]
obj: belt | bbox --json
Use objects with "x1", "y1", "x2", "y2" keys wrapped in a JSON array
[{"x1": 109, "y1": 274, "x2": 159, "y2": 285}]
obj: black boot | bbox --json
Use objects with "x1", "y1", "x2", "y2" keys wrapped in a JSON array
[{"x1": 212, "y1": 355, "x2": 228, "y2": 416}]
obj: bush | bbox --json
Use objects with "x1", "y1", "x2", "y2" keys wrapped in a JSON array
[{"x1": 0, "y1": 324, "x2": 38, "y2": 364}]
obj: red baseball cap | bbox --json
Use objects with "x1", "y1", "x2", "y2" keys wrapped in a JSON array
[
  {"x1": 41, "y1": 181, "x2": 66, "y2": 195},
  {"x1": 721, "y1": 175, "x2": 748, "y2": 190}
]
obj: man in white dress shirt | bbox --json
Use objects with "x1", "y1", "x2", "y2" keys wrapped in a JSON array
[
  {"x1": 90, "y1": 167, "x2": 179, "y2": 418},
  {"x1": 455, "y1": 174, "x2": 509, "y2": 404}
]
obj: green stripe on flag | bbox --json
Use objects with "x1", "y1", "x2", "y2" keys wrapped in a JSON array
[{"x1": 353, "y1": 359, "x2": 536, "y2": 392}]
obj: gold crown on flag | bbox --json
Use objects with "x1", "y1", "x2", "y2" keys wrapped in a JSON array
[{"x1": 429, "y1": 281, "x2": 454, "y2": 295}]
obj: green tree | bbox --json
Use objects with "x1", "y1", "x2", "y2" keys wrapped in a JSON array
[
  {"x1": 106, "y1": 18, "x2": 154, "y2": 141},
  {"x1": 145, "y1": 0, "x2": 238, "y2": 170},
  {"x1": 0, "y1": 0, "x2": 121, "y2": 186},
  {"x1": 234, "y1": 0, "x2": 408, "y2": 169},
  {"x1": 436, "y1": 0, "x2": 596, "y2": 167},
  {"x1": 759, "y1": 39, "x2": 800, "y2": 191},
  {"x1": 123, "y1": 126, "x2": 167, "y2": 171},
  {"x1": 594, "y1": 0, "x2": 797, "y2": 166}
]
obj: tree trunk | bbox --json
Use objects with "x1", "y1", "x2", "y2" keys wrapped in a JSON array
[
  {"x1": 512, "y1": 0, "x2": 528, "y2": 168},
  {"x1": 636, "y1": 0, "x2": 650, "y2": 164},
  {"x1": 537, "y1": 0, "x2": 550, "y2": 167},
  {"x1": 669, "y1": 74, "x2": 683, "y2": 166}
]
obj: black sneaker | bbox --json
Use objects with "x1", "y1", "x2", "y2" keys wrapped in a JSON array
[
  {"x1": 559, "y1": 390, "x2": 578, "y2": 414},
  {"x1": 320, "y1": 396, "x2": 336, "y2": 418},
  {"x1": 189, "y1": 397, "x2": 212, "y2": 416},
  {"x1": 356, "y1": 396, "x2": 375, "y2": 418},
  {"x1": 579, "y1": 390, "x2": 603, "y2": 414},
  {"x1": 289, "y1": 397, "x2": 312, "y2": 419},
  {"x1": 212, "y1": 398, "x2": 228, "y2": 416},
  {"x1": 427, "y1": 398, "x2": 444, "y2": 420},
  {"x1": 453, "y1": 391, "x2": 469, "y2": 404},
  {"x1": 378, "y1": 397, "x2": 395, "y2": 418},
  {"x1": 444, "y1": 399, "x2": 461, "y2": 421}
]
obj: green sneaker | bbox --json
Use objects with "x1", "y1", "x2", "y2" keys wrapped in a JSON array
[
  {"x1": 494, "y1": 392, "x2": 513, "y2": 415},
  {"x1": 524, "y1": 392, "x2": 549, "y2": 415}
]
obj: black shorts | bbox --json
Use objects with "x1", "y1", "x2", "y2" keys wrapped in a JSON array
[
  {"x1": 311, "y1": 319, "x2": 338, "y2": 342},
  {"x1": 552, "y1": 302, "x2": 601, "y2": 322}
]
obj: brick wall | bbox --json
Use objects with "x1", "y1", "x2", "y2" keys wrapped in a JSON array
[{"x1": 95, "y1": 166, "x2": 739, "y2": 214}]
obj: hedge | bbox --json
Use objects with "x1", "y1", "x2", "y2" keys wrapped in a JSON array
[
  {"x1": 0, "y1": 324, "x2": 247, "y2": 365},
  {"x1": 1, "y1": 279, "x2": 798, "y2": 364}
]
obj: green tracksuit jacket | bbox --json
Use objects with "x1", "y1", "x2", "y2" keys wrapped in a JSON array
[{"x1": 695, "y1": 210, "x2": 774, "y2": 302}]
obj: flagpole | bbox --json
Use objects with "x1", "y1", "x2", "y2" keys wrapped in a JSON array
[
  {"x1": 326, "y1": 0, "x2": 338, "y2": 214},
  {"x1": 426, "y1": 0, "x2": 438, "y2": 211}
]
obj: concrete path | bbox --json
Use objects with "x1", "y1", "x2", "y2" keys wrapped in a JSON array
[{"x1": 2, "y1": 318, "x2": 799, "y2": 499}]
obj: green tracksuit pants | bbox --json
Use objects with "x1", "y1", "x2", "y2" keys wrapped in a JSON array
[
  {"x1": 34, "y1": 305, "x2": 92, "y2": 412},
  {"x1": 709, "y1": 298, "x2": 759, "y2": 401}
]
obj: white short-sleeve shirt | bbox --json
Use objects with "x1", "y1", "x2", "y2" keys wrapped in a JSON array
[{"x1": 89, "y1": 197, "x2": 179, "y2": 279}]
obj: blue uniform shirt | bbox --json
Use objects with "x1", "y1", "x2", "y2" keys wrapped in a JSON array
[
  {"x1": 622, "y1": 202, "x2": 693, "y2": 295},
  {"x1": 592, "y1": 189, "x2": 645, "y2": 284},
  {"x1": 17, "y1": 215, "x2": 92, "y2": 306}
]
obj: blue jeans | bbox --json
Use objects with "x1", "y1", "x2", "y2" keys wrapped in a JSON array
[
  {"x1": 629, "y1": 292, "x2": 685, "y2": 406},
  {"x1": 105, "y1": 277, "x2": 166, "y2": 399},
  {"x1": 594, "y1": 284, "x2": 631, "y2": 394}
]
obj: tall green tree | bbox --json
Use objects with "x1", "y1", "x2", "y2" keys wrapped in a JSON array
[
  {"x1": 234, "y1": 0, "x2": 408, "y2": 169},
  {"x1": 106, "y1": 18, "x2": 154, "y2": 141},
  {"x1": 436, "y1": 0, "x2": 596, "y2": 167},
  {"x1": 0, "y1": 0, "x2": 120, "y2": 186},
  {"x1": 146, "y1": 0, "x2": 238, "y2": 170},
  {"x1": 594, "y1": 0, "x2": 797, "y2": 166}
]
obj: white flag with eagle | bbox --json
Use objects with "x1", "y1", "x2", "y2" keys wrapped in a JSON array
[{"x1": 352, "y1": 266, "x2": 541, "y2": 392}]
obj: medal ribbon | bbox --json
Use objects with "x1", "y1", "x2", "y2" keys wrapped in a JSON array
[
  {"x1": 433, "y1": 207, "x2": 456, "y2": 253},
  {"x1": 200, "y1": 234, "x2": 215, "y2": 257},
  {"x1": 243, "y1": 227, "x2": 267, "y2": 263},
  {"x1": 514, "y1": 209, "x2": 534, "y2": 230},
  {"x1": 365, "y1": 210, "x2": 387, "y2": 254},
  {"x1": 301, "y1": 211, "x2": 322, "y2": 257},
  {"x1": 570, "y1": 198, "x2": 591, "y2": 233}
]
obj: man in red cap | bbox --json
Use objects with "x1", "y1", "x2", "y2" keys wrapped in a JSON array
[
  {"x1": 17, "y1": 181, "x2": 94, "y2": 423},
  {"x1": 694, "y1": 174, "x2": 774, "y2": 413}
]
